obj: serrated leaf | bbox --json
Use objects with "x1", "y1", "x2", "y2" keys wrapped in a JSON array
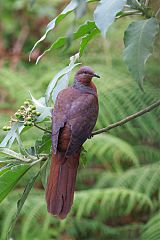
[
  {"x1": 0, "y1": 164, "x2": 31, "y2": 203},
  {"x1": 80, "y1": 28, "x2": 99, "y2": 56},
  {"x1": 8, "y1": 171, "x2": 39, "y2": 239},
  {"x1": 45, "y1": 53, "x2": 80, "y2": 104},
  {"x1": 29, "y1": 0, "x2": 79, "y2": 61},
  {"x1": 123, "y1": 18, "x2": 159, "y2": 89},
  {"x1": 94, "y1": 0, "x2": 126, "y2": 37}
]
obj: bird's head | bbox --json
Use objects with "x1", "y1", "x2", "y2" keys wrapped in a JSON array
[{"x1": 74, "y1": 66, "x2": 100, "y2": 86}]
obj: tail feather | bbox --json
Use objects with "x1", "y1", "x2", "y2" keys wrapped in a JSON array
[{"x1": 46, "y1": 151, "x2": 80, "y2": 219}]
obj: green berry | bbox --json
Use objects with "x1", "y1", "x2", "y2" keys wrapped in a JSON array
[
  {"x1": 7, "y1": 126, "x2": 11, "y2": 131},
  {"x1": 26, "y1": 116, "x2": 32, "y2": 121},
  {"x1": 36, "y1": 112, "x2": 41, "y2": 116},
  {"x1": 24, "y1": 101, "x2": 29, "y2": 106},
  {"x1": 20, "y1": 105, "x2": 25, "y2": 110},
  {"x1": 28, "y1": 108, "x2": 32, "y2": 113},
  {"x1": 15, "y1": 112, "x2": 20, "y2": 118},
  {"x1": 32, "y1": 110, "x2": 36, "y2": 114},
  {"x1": 27, "y1": 121, "x2": 33, "y2": 126},
  {"x1": 3, "y1": 126, "x2": 8, "y2": 131},
  {"x1": 31, "y1": 105, "x2": 36, "y2": 110}
]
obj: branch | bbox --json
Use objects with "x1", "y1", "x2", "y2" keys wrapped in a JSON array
[
  {"x1": 32, "y1": 100, "x2": 160, "y2": 137},
  {"x1": 155, "y1": 7, "x2": 160, "y2": 18},
  {"x1": 34, "y1": 123, "x2": 52, "y2": 134},
  {"x1": 116, "y1": 10, "x2": 142, "y2": 19},
  {"x1": 92, "y1": 99, "x2": 160, "y2": 137}
]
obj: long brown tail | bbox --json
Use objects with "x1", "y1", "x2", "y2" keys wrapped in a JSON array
[{"x1": 46, "y1": 151, "x2": 80, "y2": 219}]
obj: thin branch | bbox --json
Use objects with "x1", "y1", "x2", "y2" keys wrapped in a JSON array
[
  {"x1": 32, "y1": 100, "x2": 160, "y2": 137},
  {"x1": 92, "y1": 100, "x2": 160, "y2": 137},
  {"x1": 34, "y1": 123, "x2": 52, "y2": 134},
  {"x1": 155, "y1": 8, "x2": 160, "y2": 18},
  {"x1": 145, "y1": 0, "x2": 150, "y2": 7},
  {"x1": 116, "y1": 10, "x2": 142, "y2": 19}
]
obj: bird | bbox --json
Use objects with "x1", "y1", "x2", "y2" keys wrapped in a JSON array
[{"x1": 46, "y1": 66, "x2": 100, "y2": 219}]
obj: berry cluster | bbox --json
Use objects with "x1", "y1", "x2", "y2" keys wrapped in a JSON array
[{"x1": 3, "y1": 100, "x2": 41, "y2": 131}]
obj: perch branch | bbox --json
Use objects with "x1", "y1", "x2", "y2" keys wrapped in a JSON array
[
  {"x1": 32, "y1": 100, "x2": 160, "y2": 137},
  {"x1": 92, "y1": 99, "x2": 160, "y2": 137}
]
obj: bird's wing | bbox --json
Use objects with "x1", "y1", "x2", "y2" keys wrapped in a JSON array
[
  {"x1": 52, "y1": 87, "x2": 80, "y2": 154},
  {"x1": 52, "y1": 94, "x2": 67, "y2": 154},
  {"x1": 52, "y1": 88, "x2": 98, "y2": 156},
  {"x1": 66, "y1": 93, "x2": 98, "y2": 156}
]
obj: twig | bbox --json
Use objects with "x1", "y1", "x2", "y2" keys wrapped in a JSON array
[
  {"x1": 116, "y1": 10, "x2": 142, "y2": 19},
  {"x1": 145, "y1": 0, "x2": 150, "y2": 7},
  {"x1": 92, "y1": 100, "x2": 160, "y2": 137},
  {"x1": 34, "y1": 123, "x2": 52, "y2": 134},
  {"x1": 32, "y1": 100, "x2": 160, "y2": 137},
  {"x1": 155, "y1": 8, "x2": 160, "y2": 18}
]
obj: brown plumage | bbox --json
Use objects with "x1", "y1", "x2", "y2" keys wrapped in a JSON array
[{"x1": 46, "y1": 66, "x2": 100, "y2": 219}]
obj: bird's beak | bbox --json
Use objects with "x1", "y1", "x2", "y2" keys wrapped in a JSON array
[{"x1": 93, "y1": 73, "x2": 100, "y2": 78}]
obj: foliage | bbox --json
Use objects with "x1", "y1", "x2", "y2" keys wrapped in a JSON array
[
  {"x1": 0, "y1": 0, "x2": 160, "y2": 239},
  {"x1": 0, "y1": 68, "x2": 160, "y2": 239},
  {"x1": 30, "y1": 0, "x2": 160, "y2": 89}
]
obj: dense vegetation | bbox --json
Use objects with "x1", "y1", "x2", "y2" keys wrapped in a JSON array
[{"x1": 0, "y1": 0, "x2": 160, "y2": 239}]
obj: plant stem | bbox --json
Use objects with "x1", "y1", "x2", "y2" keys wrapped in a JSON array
[
  {"x1": 145, "y1": 0, "x2": 150, "y2": 6},
  {"x1": 32, "y1": 100, "x2": 160, "y2": 138},
  {"x1": 33, "y1": 123, "x2": 52, "y2": 134},
  {"x1": 116, "y1": 10, "x2": 142, "y2": 19},
  {"x1": 155, "y1": 8, "x2": 160, "y2": 18},
  {"x1": 92, "y1": 99, "x2": 160, "y2": 137}
]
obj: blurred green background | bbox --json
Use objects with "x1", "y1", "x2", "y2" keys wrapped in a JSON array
[{"x1": 0, "y1": 0, "x2": 160, "y2": 240}]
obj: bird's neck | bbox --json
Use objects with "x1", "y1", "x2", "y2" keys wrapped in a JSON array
[{"x1": 73, "y1": 80, "x2": 97, "y2": 96}]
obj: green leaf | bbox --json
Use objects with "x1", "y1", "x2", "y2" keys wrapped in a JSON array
[
  {"x1": 52, "y1": 74, "x2": 69, "y2": 103},
  {"x1": 29, "y1": 0, "x2": 79, "y2": 61},
  {"x1": 0, "y1": 148, "x2": 31, "y2": 162},
  {"x1": 0, "y1": 123, "x2": 24, "y2": 148},
  {"x1": 37, "y1": 133, "x2": 52, "y2": 154},
  {"x1": 127, "y1": 0, "x2": 141, "y2": 9},
  {"x1": 123, "y1": 18, "x2": 159, "y2": 89},
  {"x1": 94, "y1": 0, "x2": 126, "y2": 37},
  {"x1": 29, "y1": 94, "x2": 52, "y2": 122},
  {"x1": 74, "y1": 21, "x2": 96, "y2": 39},
  {"x1": 8, "y1": 171, "x2": 40, "y2": 239},
  {"x1": 36, "y1": 21, "x2": 96, "y2": 62},
  {"x1": 0, "y1": 157, "x2": 20, "y2": 164},
  {"x1": 80, "y1": 28, "x2": 99, "y2": 56},
  {"x1": 45, "y1": 53, "x2": 80, "y2": 104},
  {"x1": 75, "y1": 0, "x2": 86, "y2": 19},
  {"x1": 40, "y1": 159, "x2": 50, "y2": 189},
  {"x1": 141, "y1": 212, "x2": 160, "y2": 240},
  {"x1": 80, "y1": 146, "x2": 88, "y2": 167},
  {"x1": 0, "y1": 164, "x2": 12, "y2": 176},
  {"x1": 0, "y1": 164, "x2": 31, "y2": 203}
]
